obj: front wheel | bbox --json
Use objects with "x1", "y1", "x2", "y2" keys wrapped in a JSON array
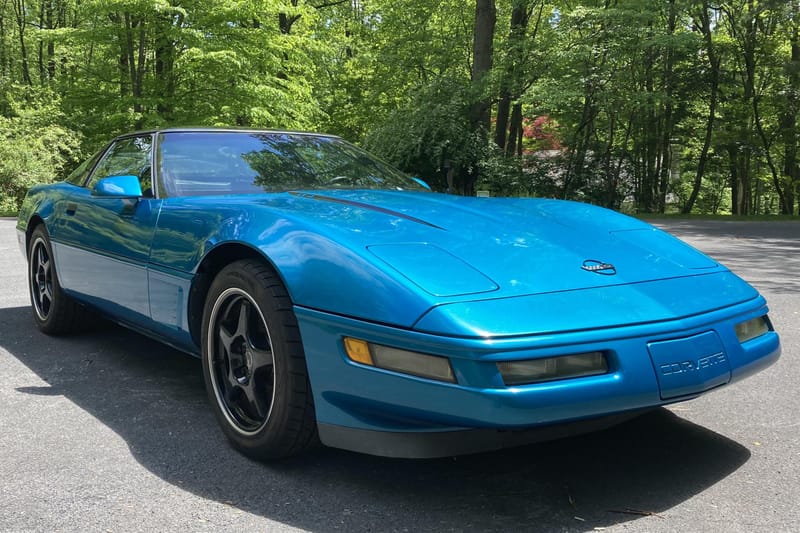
[
  {"x1": 27, "y1": 225, "x2": 83, "y2": 334},
  {"x1": 201, "y1": 259, "x2": 317, "y2": 460}
]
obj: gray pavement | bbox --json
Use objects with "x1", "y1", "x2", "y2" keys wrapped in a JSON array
[{"x1": 0, "y1": 217, "x2": 798, "y2": 532}]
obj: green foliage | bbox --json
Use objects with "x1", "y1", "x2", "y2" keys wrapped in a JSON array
[
  {"x1": 478, "y1": 148, "x2": 527, "y2": 197},
  {"x1": 0, "y1": 0, "x2": 798, "y2": 215},
  {"x1": 364, "y1": 78, "x2": 487, "y2": 191},
  {"x1": 479, "y1": 149, "x2": 569, "y2": 199},
  {"x1": 0, "y1": 90, "x2": 82, "y2": 214}
]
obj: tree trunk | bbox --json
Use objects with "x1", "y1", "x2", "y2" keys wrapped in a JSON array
[
  {"x1": 119, "y1": 12, "x2": 146, "y2": 122},
  {"x1": 753, "y1": 94, "x2": 788, "y2": 213},
  {"x1": 470, "y1": 0, "x2": 496, "y2": 132},
  {"x1": 781, "y1": 25, "x2": 800, "y2": 215},
  {"x1": 37, "y1": 0, "x2": 44, "y2": 82},
  {"x1": 565, "y1": 92, "x2": 595, "y2": 199},
  {"x1": 155, "y1": 12, "x2": 178, "y2": 119},
  {"x1": 494, "y1": 1, "x2": 532, "y2": 153},
  {"x1": 729, "y1": 143, "x2": 752, "y2": 215},
  {"x1": 135, "y1": 18, "x2": 146, "y2": 100},
  {"x1": 279, "y1": 0, "x2": 300, "y2": 34},
  {"x1": 495, "y1": 92, "x2": 511, "y2": 150},
  {"x1": 46, "y1": 0, "x2": 56, "y2": 80},
  {"x1": 640, "y1": 48, "x2": 658, "y2": 212},
  {"x1": 655, "y1": 0, "x2": 677, "y2": 214},
  {"x1": 684, "y1": 2, "x2": 719, "y2": 214},
  {"x1": 507, "y1": 102, "x2": 523, "y2": 156},
  {"x1": 117, "y1": 34, "x2": 129, "y2": 97},
  {"x1": 725, "y1": 0, "x2": 759, "y2": 215},
  {"x1": 467, "y1": 0, "x2": 496, "y2": 196},
  {"x1": 601, "y1": 113, "x2": 617, "y2": 209},
  {"x1": 12, "y1": 0, "x2": 32, "y2": 85}
]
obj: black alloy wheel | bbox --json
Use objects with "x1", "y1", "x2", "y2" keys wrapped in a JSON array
[
  {"x1": 30, "y1": 233, "x2": 54, "y2": 321},
  {"x1": 27, "y1": 226, "x2": 82, "y2": 334},
  {"x1": 201, "y1": 259, "x2": 317, "y2": 459},
  {"x1": 207, "y1": 287, "x2": 276, "y2": 433}
]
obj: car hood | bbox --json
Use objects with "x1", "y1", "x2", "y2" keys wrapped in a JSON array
[
  {"x1": 267, "y1": 190, "x2": 721, "y2": 300},
  {"x1": 155, "y1": 190, "x2": 758, "y2": 334}
]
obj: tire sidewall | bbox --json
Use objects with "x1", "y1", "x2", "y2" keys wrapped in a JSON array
[
  {"x1": 200, "y1": 263, "x2": 296, "y2": 455},
  {"x1": 28, "y1": 226, "x2": 59, "y2": 330}
]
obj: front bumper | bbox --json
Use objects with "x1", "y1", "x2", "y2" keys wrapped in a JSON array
[{"x1": 295, "y1": 298, "x2": 780, "y2": 458}]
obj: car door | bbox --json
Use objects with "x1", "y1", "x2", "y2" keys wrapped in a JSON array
[{"x1": 51, "y1": 134, "x2": 162, "y2": 324}]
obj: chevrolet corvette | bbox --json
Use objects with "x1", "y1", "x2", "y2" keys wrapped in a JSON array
[{"x1": 16, "y1": 128, "x2": 781, "y2": 459}]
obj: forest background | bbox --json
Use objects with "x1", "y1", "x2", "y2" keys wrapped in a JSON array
[{"x1": 1, "y1": 0, "x2": 799, "y2": 217}]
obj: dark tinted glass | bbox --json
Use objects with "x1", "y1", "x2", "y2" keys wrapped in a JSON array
[
  {"x1": 157, "y1": 132, "x2": 426, "y2": 197},
  {"x1": 88, "y1": 136, "x2": 153, "y2": 194}
]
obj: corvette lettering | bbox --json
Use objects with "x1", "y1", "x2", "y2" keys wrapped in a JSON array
[
  {"x1": 660, "y1": 353, "x2": 727, "y2": 375},
  {"x1": 698, "y1": 353, "x2": 727, "y2": 369}
]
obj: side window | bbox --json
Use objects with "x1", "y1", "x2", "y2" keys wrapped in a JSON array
[
  {"x1": 88, "y1": 136, "x2": 154, "y2": 196},
  {"x1": 65, "y1": 149, "x2": 104, "y2": 186}
]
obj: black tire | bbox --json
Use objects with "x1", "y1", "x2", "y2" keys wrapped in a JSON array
[
  {"x1": 27, "y1": 225, "x2": 84, "y2": 335},
  {"x1": 201, "y1": 259, "x2": 317, "y2": 460}
]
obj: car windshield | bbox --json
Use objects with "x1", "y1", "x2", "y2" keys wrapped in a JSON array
[{"x1": 157, "y1": 131, "x2": 426, "y2": 197}]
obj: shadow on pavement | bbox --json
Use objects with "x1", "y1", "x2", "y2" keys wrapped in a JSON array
[{"x1": 1, "y1": 306, "x2": 750, "y2": 532}]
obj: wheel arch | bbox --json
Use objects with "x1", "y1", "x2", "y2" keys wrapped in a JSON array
[
  {"x1": 24, "y1": 214, "x2": 46, "y2": 252},
  {"x1": 187, "y1": 242, "x2": 289, "y2": 348}
]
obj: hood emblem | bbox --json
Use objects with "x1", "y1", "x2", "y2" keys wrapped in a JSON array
[{"x1": 581, "y1": 259, "x2": 617, "y2": 275}]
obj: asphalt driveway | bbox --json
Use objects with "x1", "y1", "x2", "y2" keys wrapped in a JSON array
[{"x1": 1, "y1": 217, "x2": 797, "y2": 532}]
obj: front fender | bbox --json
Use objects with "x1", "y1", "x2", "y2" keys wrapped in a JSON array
[
  {"x1": 149, "y1": 198, "x2": 435, "y2": 328},
  {"x1": 15, "y1": 184, "x2": 61, "y2": 256}
]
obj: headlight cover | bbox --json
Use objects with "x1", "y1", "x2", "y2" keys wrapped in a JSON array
[
  {"x1": 498, "y1": 351, "x2": 609, "y2": 386},
  {"x1": 735, "y1": 316, "x2": 770, "y2": 343}
]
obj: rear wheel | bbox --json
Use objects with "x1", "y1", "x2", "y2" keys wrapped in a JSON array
[
  {"x1": 201, "y1": 259, "x2": 317, "y2": 460},
  {"x1": 27, "y1": 225, "x2": 83, "y2": 334}
]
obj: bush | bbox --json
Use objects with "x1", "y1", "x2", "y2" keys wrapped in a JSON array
[
  {"x1": 0, "y1": 93, "x2": 83, "y2": 215},
  {"x1": 364, "y1": 77, "x2": 486, "y2": 192}
]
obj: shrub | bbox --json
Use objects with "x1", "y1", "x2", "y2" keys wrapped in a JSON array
[{"x1": 0, "y1": 93, "x2": 83, "y2": 215}]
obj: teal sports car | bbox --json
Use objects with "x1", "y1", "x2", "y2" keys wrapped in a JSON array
[{"x1": 16, "y1": 128, "x2": 781, "y2": 459}]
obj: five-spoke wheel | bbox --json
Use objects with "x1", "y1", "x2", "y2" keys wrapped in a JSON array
[
  {"x1": 30, "y1": 234, "x2": 54, "y2": 321},
  {"x1": 207, "y1": 288, "x2": 276, "y2": 433},
  {"x1": 201, "y1": 259, "x2": 317, "y2": 459},
  {"x1": 27, "y1": 226, "x2": 82, "y2": 334}
]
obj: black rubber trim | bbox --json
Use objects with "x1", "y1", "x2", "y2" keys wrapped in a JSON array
[{"x1": 317, "y1": 410, "x2": 647, "y2": 458}]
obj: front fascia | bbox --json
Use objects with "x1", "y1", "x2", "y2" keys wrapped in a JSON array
[{"x1": 295, "y1": 296, "x2": 779, "y2": 442}]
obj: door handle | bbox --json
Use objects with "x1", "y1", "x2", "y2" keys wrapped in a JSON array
[{"x1": 66, "y1": 202, "x2": 77, "y2": 215}]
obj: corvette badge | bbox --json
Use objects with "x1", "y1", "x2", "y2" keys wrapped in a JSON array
[{"x1": 581, "y1": 259, "x2": 617, "y2": 275}]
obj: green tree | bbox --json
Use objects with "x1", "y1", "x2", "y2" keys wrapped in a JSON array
[
  {"x1": 2, "y1": 0, "x2": 799, "y2": 214},
  {"x1": 0, "y1": 91, "x2": 82, "y2": 213}
]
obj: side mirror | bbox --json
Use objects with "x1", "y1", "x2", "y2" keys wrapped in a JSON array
[
  {"x1": 411, "y1": 177, "x2": 432, "y2": 191},
  {"x1": 92, "y1": 175, "x2": 143, "y2": 198}
]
